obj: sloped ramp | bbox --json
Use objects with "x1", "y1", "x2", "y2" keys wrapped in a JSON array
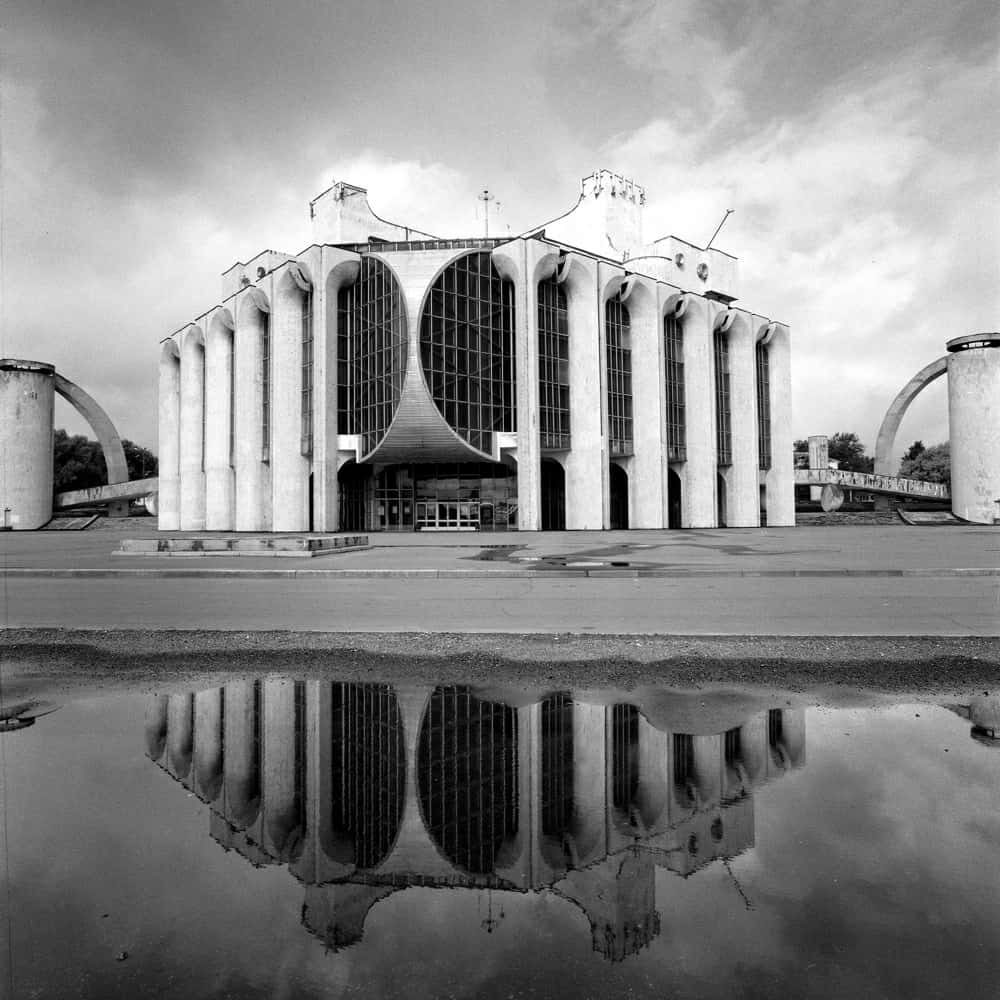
[
  {"x1": 41, "y1": 515, "x2": 100, "y2": 530},
  {"x1": 897, "y1": 510, "x2": 968, "y2": 526}
]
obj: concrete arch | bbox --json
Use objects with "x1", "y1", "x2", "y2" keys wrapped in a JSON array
[
  {"x1": 53, "y1": 373, "x2": 129, "y2": 485},
  {"x1": 874, "y1": 356, "x2": 948, "y2": 475}
]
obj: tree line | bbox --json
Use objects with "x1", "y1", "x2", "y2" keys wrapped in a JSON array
[
  {"x1": 54, "y1": 429, "x2": 158, "y2": 495},
  {"x1": 793, "y1": 432, "x2": 949, "y2": 487}
]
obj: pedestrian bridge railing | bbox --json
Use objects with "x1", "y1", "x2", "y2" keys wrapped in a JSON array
[{"x1": 794, "y1": 468, "x2": 949, "y2": 500}]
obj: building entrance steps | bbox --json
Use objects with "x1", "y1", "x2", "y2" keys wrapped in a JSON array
[{"x1": 114, "y1": 534, "x2": 369, "y2": 558}]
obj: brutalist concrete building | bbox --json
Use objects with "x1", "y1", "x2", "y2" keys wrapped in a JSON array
[{"x1": 158, "y1": 171, "x2": 793, "y2": 532}]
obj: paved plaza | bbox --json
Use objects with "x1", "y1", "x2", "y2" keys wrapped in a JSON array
[{"x1": 1, "y1": 523, "x2": 998, "y2": 636}]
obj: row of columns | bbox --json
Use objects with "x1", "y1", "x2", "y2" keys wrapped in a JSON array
[
  {"x1": 159, "y1": 240, "x2": 793, "y2": 532},
  {"x1": 146, "y1": 682, "x2": 805, "y2": 889}
]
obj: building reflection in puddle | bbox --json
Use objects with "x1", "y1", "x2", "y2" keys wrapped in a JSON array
[{"x1": 145, "y1": 683, "x2": 805, "y2": 962}]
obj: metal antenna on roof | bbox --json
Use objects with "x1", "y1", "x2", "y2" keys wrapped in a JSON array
[
  {"x1": 478, "y1": 189, "x2": 499, "y2": 238},
  {"x1": 705, "y1": 208, "x2": 734, "y2": 250}
]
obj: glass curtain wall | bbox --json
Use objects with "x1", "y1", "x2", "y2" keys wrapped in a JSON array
[
  {"x1": 713, "y1": 330, "x2": 732, "y2": 466},
  {"x1": 337, "y1": 258, "x2": 407, "y2": 456},
  {"x1": 755, "y1": 342, "x2": 771, "y2": 470},
  {"x1": 664, "y1": 313, "x2": 686, "y2": 461},
  {"x1": 605, "y1": 294, "x2": 633, "y2": 456},
  {"x1": 419, "y1": 252, "x2": 516, "y2": 454},
  {"x1": 538, "y1": 277, "x2": 570, "y2": 450}
]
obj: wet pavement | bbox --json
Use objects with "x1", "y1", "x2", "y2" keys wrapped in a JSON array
[{"x1": 2, "y1": 667, "x2": 998, "y2": 999}]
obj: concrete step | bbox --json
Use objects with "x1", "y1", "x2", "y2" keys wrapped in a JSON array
[{"x1": 114, "y1": 534, "x2": 369, "y2": 557}]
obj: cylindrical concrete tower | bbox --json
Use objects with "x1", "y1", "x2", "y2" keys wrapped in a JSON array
[
  {"x1": 947, "y1": 333, "x2": 1000, "y2": 525},
  {"x1": 0, "y1": 359, "x2": 56, "y2": 530}
]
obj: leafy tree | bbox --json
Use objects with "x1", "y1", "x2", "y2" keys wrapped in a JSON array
[
  {"x1": 53, "y1": 429, "x2": 157, "y2": 495},
  {"x1": 899, "y1": 442, "x2": 949, "y2": 487},
  {"x1": 902, "y1": 440, "x2": 925, "y2": 462},
  {"x1": 827, "y1": 432, "x2": 874, "y2": 473}
]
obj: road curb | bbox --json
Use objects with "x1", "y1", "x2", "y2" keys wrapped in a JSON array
[{"x1": 2, "y1": 567, "x2": 999, "y2": 580}]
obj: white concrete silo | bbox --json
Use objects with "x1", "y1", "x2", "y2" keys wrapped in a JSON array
[
  {"x1": 0, "y1": 359, "x2": 56, "y2": 529},
  {"x1": 947, "y1": 333, "x2": 1000, "y2": 524}
]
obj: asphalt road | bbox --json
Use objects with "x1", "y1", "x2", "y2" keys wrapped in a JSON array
[{"x1": 2, "y1": 575, "x2": 997, "y2": 635}]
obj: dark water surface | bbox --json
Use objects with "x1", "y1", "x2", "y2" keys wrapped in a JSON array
[{"x1": 1, "y1": 678, "x2": 998, "y2": 999}]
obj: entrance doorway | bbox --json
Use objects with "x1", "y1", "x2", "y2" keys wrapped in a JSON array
[
  {"x1": 716, "y1": 472, "x2": 728, "y2": 528},
  {"x1": 609, "y1": 463, "x2": 629, "y2": 529},
  {"x1": 667, "y1": 468, "x2": 682, "y2": 529},
  {"x1": 541, "y1": 459, "x2": 566, "y2": 530}
]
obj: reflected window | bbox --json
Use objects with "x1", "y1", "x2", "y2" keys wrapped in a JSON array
[
  {"x1": 330, "y1": 683, "x2": 406, "y2": 870},
  {"x1": 541, "y1": 693, "x2": 574, "y2": 836},
  {"x1": 419, "y1": 252, "x2": 516, "y2": 454},
  {"x1": 418, "y1": 686, "x2": 518, "y2": 874},
  {"x1": 612, "y1": 704, "x2": 639, "y2": 819}
]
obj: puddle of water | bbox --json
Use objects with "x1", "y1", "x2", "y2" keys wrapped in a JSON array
[{"x1": 1, "y1": 680, "x2": 998, "y2": 999}]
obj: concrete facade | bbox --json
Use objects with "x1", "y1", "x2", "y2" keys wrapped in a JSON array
[
  {"x1": 0, "y1": 358, "x2": 132, "y2": 529},
  {"x1": 159, "y1": 171, "x2": 793, "y2": 532},
  {"x1": 947, "y1": 333, "x2": 1000, "y2": 524}
]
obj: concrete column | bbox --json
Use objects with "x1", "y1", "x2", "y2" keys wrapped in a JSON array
[
  {"x1": 571, "y1": 702, "x2": 608, "y2": 865},
  {"x1": 262, "y1": 679, "x2": 299, "y2": 858},
  {"x1": 740, "y1": 712, "x2": 768, "y2": 786},
  {"x1": 316, "y1": 254, "x2": 361, "y2": 531},
  {"x1": 271, "y1": 267, "x2": 311, "y2": 531},
  {"x1": 194, "y1": 688, "x2": 224, "y2": 801},
  {"x1": 234, "y1": 293, "x2": 269, "y2": 530},
  {"x1": 205, "y1": 312, "x2": 235, "y2": 530},
  {"x1": 562, "y1": 255, "x2": 604, "y2": 529},
  {"x1": 144, "y1": 694, "x2": 169, "y2": 761},
  {"x1": 626, "y1": 277, "x2": 665, "y2": 527},
  {"x1": 495, "y1": 703, "x2": 539, "y2": 889},
  {"x1": 223, "y1": 680, "x2": 261, "y2": 829},
  {"x1": 0, "y1": 360, "x2": 55, "y2": 530},
  {"x1": 635, "y1": 716, "x2": 670, "y2": 832},
  {"x1": 675, "y1": 295, "x2": 714, "y2": 526},
  {"x1": 493, "y1": 240, "x2": 559, "y2": 531},
  {"x1": 692, "y1": 734, "x2": 722, "y2": 809},
  {"x1": 780, "y1": 708, "x2": 807, "y2": 769},
  {"x1": 179, "y1": 326, "x2": 207, "y2": 530},
  {"x1": 948, "y1": 337, "x2": 1000, "y2": 523},
  {"x1": 166, "y1": 692, "x2": 194, "y2": 782},
  {"x1": 157, "y1": 342, "x2": 181, "y2": 530},
  {"x1": 808, "y1": 434, "x2": 829, "y2": 502},
  {"x1": 721, "y1": 311, "x2": 759, "y2": 526},
  {"x1": 764, "y1": 324, "x2": 795, "y2": 525}
]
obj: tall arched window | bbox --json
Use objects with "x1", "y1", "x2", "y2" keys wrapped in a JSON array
[
  {"x1": 713, "y1": 329, "x2": 731, "y2": 466},
  {"x1": 756, "y1": 341, "x2": 771, "y2": 470},
  {"x1": 605, "y1": 293, "x2": 633, "y2": 456},
  {"x1": 337, "y1": 257, "x2": 407, "y2": 455},
  {"x1": 664, "y1": 313, "x2": 686, "y2": 461},
  {"x1": 419, "y1": 252, "x2": 515, "y2": 454},
  {"x1": 260, "y1": 318, "x2": 271, "y2": 463},
  {"x1": 538, "y1": 277, "x2": 570, "y2": 450},
  {"x1": 300, "y1": 291, "x2": 314, "y2": 456}
]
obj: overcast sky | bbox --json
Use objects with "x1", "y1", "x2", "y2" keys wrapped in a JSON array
[{"x1": 2, "y1": 0, "x2": 996, "y2": 460}]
